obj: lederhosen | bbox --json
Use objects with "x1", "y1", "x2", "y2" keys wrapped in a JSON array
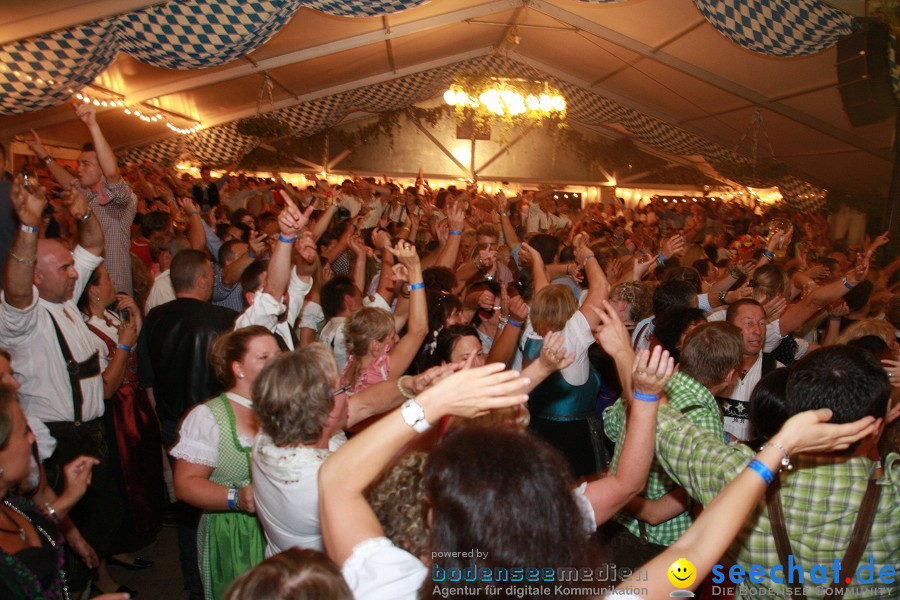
[{"x1": 42, "y1": 310, "x2": 123, "y2": 589}]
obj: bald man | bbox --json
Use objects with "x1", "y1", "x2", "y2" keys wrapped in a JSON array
[{"x1": 0, "y1": 177, "x2": 124, "y2": 593}]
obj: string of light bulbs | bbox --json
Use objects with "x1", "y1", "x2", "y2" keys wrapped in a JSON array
[{"x1": 74, "y1": 88, "x2": 202, "y2": 134}]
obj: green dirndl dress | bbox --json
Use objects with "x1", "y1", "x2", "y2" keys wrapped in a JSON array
[{"x1": 197, "y1": 394, "x2": 266, "y2": 600}]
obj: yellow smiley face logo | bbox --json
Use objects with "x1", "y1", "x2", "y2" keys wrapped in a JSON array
[{"x1": 667, "y1": 558, "x2": 697, "y2": 588}]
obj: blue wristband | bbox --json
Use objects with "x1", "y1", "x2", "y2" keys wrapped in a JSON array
[
  {"x1": 507, "y1": 318, "x2": 523, "y2": 328},
  {"x1": 248, "y1": 250, "x2": 257, "y2": 259},
  {"x1": 449, "y1": 230, "x2": 462, "y2": 236},
  {"x1": 658, "y1": 252, "x2": 667, "y2": 263},
  {"x1": 747, "y1": 459, "x2": 775, "y2": 485},
  {"x1": 408, "y1": 282, "x2": 425, "y2": 291},
  {"x1": 277, "y1": 234, "x2": 297, "y2": 244},
  {"x1": 227, "y1": 486, "x2": 239, "y2": 511},
  {"x1": 842, "y1": 277, "x2": 854, "y2": 290},
  {"x1": 633, "y1": 391, "x2": 659, "y2": 403},
  {"x1": 117, "y1": 343, "x2": 133, "y2": 352},
  {"x1": 762, "y1": 250, "x2": 774, "y2": 260},
  {"x1": 19, "y1": 223, "x2": 38, "y2": 234}
]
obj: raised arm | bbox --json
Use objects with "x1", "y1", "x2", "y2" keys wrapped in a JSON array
[
  {"x1": 3, "y1": 176, "x2": 46, "y2": 308},
  {"x1": 633, "y1": 408, "x2": 877, "y2": 599},
  {"x1": 319, "y1": 363, "x2": 530, "y2": 565},
  {"x1": 386, "y1": 241, "x2": 428, "y2": 377},
  {"x1": 68, "y1": 187, "x2": 103, "y2": 257},
  {"x1": 584, "y1": 303, "x2": 674, "y2": 524},
  {"x1": 73, "y1": 102, "x2": 121, "y2": 184},
  {"x1": 435, "y1": 201, "x2": 465, "y2": 270},
  {"x1": 266, "y1": 199, "x2": 313, "y2": 301},
  {"x1": 496, "y1": 191, "x2": 521, "y2": 248},
  {"x1": 575, "y1": 240, "x2": 610, "y2": 329},
  {"x1": 778, "y1": 255, "x2": 870, "y2": 336},
  {"x1": 25, "y1": 130, "x2": 76, "y2": 188}
]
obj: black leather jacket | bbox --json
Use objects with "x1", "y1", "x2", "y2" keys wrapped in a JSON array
[{"x1": 138, "y1": 298, "x2": 237, "y2": 423}]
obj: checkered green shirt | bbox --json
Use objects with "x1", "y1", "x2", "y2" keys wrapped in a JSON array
[
  {"x1": 655, "y1": 404, "x2": 900, "y2": 600},
  {"x1": 603, "y1": 370, "x2": 724, "y2": 546}
]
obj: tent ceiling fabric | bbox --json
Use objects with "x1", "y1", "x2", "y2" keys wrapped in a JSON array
[{"x1": 2, "y1": 0, "x2": 895, "y2": 201}]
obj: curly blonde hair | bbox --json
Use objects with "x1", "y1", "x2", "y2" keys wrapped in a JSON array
[{"x1": 366, "y1": 451, "x2": 429, "y2": 559}]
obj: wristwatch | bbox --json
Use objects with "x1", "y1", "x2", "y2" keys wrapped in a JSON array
[{"x1": 400, "y1": 399, "x2": 430, "y2": 433}]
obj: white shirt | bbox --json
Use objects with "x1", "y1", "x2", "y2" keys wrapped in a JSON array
[
  {"x1": 145, "y1": 269, "x2": 175, "y2": 313},
  {"x1": 299, "y1": 300, "x2": 324, "y2": 334},
  {"x1": 170, "y1": 392, "x2": 254, "y2": 467},
  {"x1": 251, "y1": 432, "x2": 345, "y2": 557},
  {"x1": 720, "y1": 352, "x2": 783, "y2": 442},
  {"x1": 526, "y1": 204, "x2": 549, "y2": 234},
  {"x1": 319, "y1": 317, "x2": 349, "y2": 374},
  {"x1": 0, "y1": 246, "x2": 105, "y2": 437},
  {"x1": 515, "y1": 311, "x2": 595, "y2": 387},
  {"x1": 317, "y1": 294, "x2": 390, "y2": 374},
  {"x1": 234, "y1": 272, "x2": 311, "y2": 350}
]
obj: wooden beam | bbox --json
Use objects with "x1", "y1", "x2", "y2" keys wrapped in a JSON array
[
  {"x1": 475, "y1": 127, "x2": 533, "y2": 174},
  {"x1": 410, "y1": 120, "x2": 470, "y2": 176}
]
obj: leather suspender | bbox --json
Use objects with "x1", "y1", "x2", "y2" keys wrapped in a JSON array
[
  {"x1": 47, "y1": 311, "x2": 100, "y2": 425},
  {"x1": 766, "y1": 473, "x2": 882, "y2": 600}
]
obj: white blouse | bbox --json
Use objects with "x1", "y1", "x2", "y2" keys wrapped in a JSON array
[
  {"x1": 169, "y1": 392, "x2": 254, "y2": 467},
  {"x1": 251, "y1": 432, "x2": 346, "y2": 557}
]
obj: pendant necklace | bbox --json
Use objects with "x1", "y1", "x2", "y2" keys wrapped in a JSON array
[{"x1": 0, "y1": 504, "x2": 27, "y2": 543}]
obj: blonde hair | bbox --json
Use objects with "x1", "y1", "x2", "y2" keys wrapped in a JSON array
[
  {"x1": 252, "y1": 345, "x2": 334, "y2": 446},
  {"x1": 836, "y1": 318, "x2": 895, "y2": 346},
  {"x1": 751, "y1": 264, "x2": 789, "y2": 302},
  {"x1": 366, "y1": 452, "x2": 429, "y2": 559},
  {"x1": 530, "y1": 284, "x2": 577, "y2": 336},
  {"x1": 343, "y1": 306, "x2": 395, "y2": 385},
  {"x1": 224, "y1": 548, "x2": 351, "y2": 600}
]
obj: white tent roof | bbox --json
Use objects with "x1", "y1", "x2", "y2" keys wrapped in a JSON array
[{"x1": 1, "y1": 0, "x2": 894, "y2": 196}]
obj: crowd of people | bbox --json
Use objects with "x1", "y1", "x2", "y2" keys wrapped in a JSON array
[{"x1": 0, "y1": 101, "x2": 897, "y2": 600}]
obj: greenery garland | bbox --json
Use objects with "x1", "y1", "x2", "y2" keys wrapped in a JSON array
[
  {"x1": 235, "y1": 116, "x2": 292, "y2": 139},
  {"x1": 239, "y1": 105, "x2": 452, "y2": 169}
]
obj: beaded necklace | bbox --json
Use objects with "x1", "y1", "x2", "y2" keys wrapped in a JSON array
[{"x1": 0, "y1": 498, "x2": 68, "y2": 600}]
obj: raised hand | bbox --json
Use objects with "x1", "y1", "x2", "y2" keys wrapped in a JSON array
[
  {"x1": 11, "y1": 174, "x2": 47, "y2": 227},
  {"x1": 631, "y1": 346, "x2": 674, "y2": 397},
  {"x1": 447, "y1": 200, "x2": 466, "y2": 231},
  {"x1": 179, "y1": 197, "x2": 201, "y2": 216},
  {"x1": 538, "y1": 331, "x2": 575, "y2": 372},
  {"x1": 248, "y1": 232, "x2": 268, "y2": 258},
  {"x1": 773, "y1": 409, "x2": 877, "y2": 455},
  {"x1": 508, "y1": 292, "x2": 529, "y2": 324},
  {"x1": 417, "y1": 362, "x2": 530, "y2": 420},
  {"x1": 660, "y1": 234, "x2": 686, "y2": 258},
  {"x1": 590, "y1": 300, "x2": 633, "y2": 360},
  {"x1": 72, "y1": 101, "x2": 98, "y2": 128},
  {"x1": 386, "y1": 239, "x2": 420, "y2": 269},
  {"x1": 26, "y1": 129, "x2": 49, "y2": 159},
  {"x1": 762, "y1": 295, "x2": 787, "y2": 322}
]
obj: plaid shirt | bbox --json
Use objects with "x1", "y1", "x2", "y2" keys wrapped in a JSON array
[
  {"x1": 655, "y1": 404, "x2": 900, "y2": 600},
  {"x1": 603, "y1": 370, "x2": 724, "y2": 545},
  {"x1": 76, "y1": 178, "x2": 137, "y2": 296}
]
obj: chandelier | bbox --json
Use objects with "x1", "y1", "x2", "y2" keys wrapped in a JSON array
[{"x1": 442, "y1": 74, "x2": 566, "y2": 135}]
